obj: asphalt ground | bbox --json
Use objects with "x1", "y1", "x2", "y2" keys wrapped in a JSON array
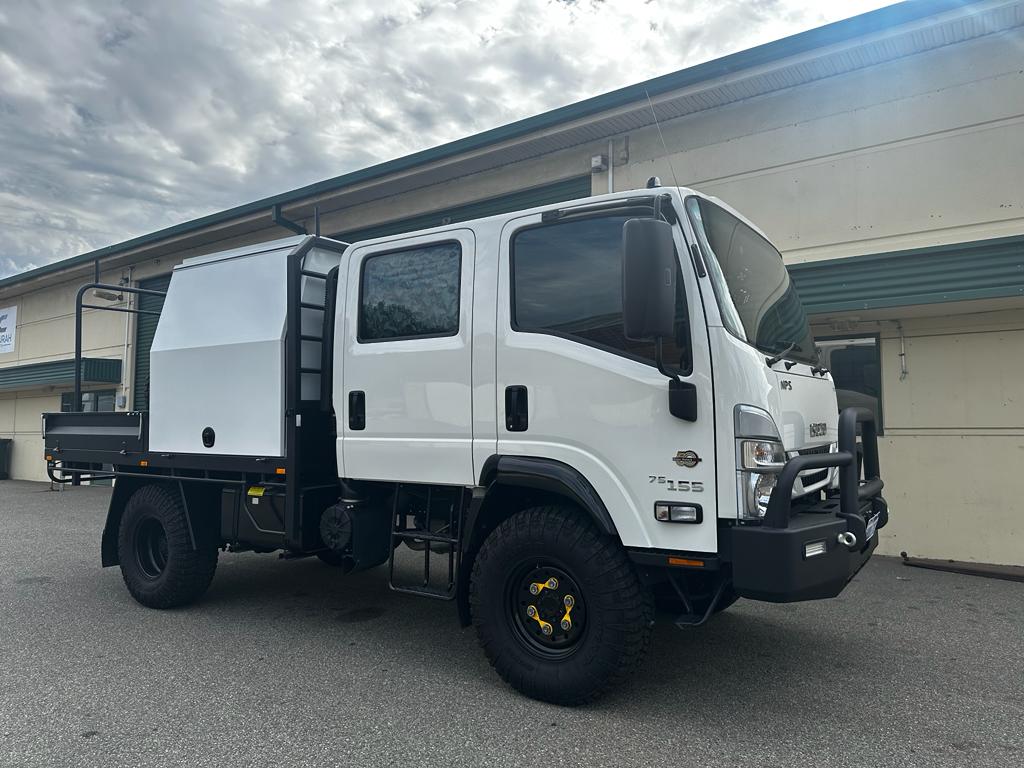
[{"x1": 1, "y1": 479, "x2": 1021, "y2": 767}]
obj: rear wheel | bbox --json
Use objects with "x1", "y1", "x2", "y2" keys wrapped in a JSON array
[
  {"x1": 470, "y1": 506, "x2": 653, "y2": 705},
  {"x1": 118, "y1": 484, "x2": 218, "y2": 608}
]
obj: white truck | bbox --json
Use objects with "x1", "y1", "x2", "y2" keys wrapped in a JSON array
[{"x1": 44, "y1": 184, "x2": 887, "y2": 704}]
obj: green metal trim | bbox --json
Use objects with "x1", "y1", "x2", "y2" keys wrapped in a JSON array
[
  {"x1": 0, "y1": 358, "x2": 122, "y2": 391},
  {"x1": 0, "y1": 0, "x2": 977, "y2": 292},
  {"x1": 336, "y1": 177, "x2": 593, "y2": 242},
  {"x1": 789, "y1": 234, "x2": 1024, "y2": 314}
]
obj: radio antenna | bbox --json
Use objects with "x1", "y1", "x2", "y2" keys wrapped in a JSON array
[{"x1": 644, "y1": 88, "x2": 682, "y2": 191}]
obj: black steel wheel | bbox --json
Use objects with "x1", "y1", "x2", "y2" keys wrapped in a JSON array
[
  {"x1": 118, "y1": 484, "x2": 218, "y2": 609},
  {"x1": 507, "y1": 562, "x2": 587, "y2": 658},
  {"x1": 134, "y1": 517, "x2": 169, "y2": 579},
  {"x1": 470, "y1": 506, "x2": 653, "y2": 705}
]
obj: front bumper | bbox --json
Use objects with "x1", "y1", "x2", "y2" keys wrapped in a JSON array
[{"x1": 731, "y1": 407, "x2": 888, "y2": 603}]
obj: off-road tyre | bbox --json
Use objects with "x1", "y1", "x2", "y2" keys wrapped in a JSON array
[
  {"x1": 118, "y1": 484, "x2": 218, "y2": 608},
  {"x1": 470, "y1": 506, "x2": 653, "y2": 705}
]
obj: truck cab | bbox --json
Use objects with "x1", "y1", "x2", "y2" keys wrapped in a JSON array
[{"x1": 43, "y1": 185, "x2": 887, "y2": 705}]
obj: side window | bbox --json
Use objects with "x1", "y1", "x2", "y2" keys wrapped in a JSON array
[
  {"x1": 61, "y1": 389, "x2": 116, "y2": 413},
  {"x1": 817, "y1": 336, "x2": 883, "y2": 432},
  {"x1": 359, "y1": 242, "x2": 461, "y2": 342},
  {"x1": 512, "y1": 214, "x2": 690, "y2": 373}
]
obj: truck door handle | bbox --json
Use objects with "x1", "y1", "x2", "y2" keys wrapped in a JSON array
[
  {"x1": 505, "y1": 385, "x2": 528, "y2": 432},
  {"x1": 348, "y1": 391, "x2": 365, "y2": 431}
]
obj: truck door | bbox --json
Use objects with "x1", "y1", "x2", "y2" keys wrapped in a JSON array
[
  {"x1": 496, "y1": 211, "x2": 717, "y2": 552},
  {"x1": 340, "y1": 230, "x2": 476, "y2": 485}
]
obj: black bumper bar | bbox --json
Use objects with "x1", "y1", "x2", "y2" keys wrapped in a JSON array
[{"x1": 731, "y1": 407, "x2": 889, "y2": 603}]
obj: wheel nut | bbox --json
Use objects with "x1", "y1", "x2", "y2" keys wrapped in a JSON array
[
  {"x1": 529, "y1": 584, "x2": 539, "y2": 595},
  {"x1": 563, "y1": 594, "x2": 574, "y2": 607},
  {"x1": 526, "y1": 605, "x2": 537, "y2": 617},
  {"x1": 548, "y1": 578, "x2": 558, "y2": 589},
  {"x1": 560, "y1": 619, "x2": 571, "y2": 631},
  {"x1": 542, "y1": 624, "x2": 553, "y2": 635}
]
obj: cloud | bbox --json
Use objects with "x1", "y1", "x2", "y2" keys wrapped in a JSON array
[{"x1": 0, "y1": 0, "x2": 889, "y2": 278}]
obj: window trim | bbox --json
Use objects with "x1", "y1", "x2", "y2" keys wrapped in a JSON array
[
  {"x1": 508, "y1": 210, "x2": 694, "y2": 376},
  {"x1": 356, "y1": 239, "x2": 463, "y2": 344},
  {"x1": 815, "y1": 331, "x2": 884, "y2": 434}
]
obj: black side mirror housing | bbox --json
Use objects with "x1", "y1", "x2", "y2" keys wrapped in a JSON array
[{"x1": 622, "y1": 218, "x2": 677, "y2": 341}]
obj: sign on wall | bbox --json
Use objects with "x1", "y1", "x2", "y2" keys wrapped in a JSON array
[{"x1": 0, "y1": 305, "x2": 16, "y2": 354}]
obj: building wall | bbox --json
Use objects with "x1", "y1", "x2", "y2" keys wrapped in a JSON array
[
  {"x1": 600, "y1": 27, "x2": 1024, "y2": 261},
  {"x1": 810, "y1": 306, "x2": 1024, "y2": 565}
]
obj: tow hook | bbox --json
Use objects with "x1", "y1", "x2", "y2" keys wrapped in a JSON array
[{"x1": 837, "y1": 531, "x2": 858, "y2": 549}]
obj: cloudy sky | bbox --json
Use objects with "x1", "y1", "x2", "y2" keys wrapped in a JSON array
[{"x1": 0, "y1": 0, "x2": 891, "y2": 278}]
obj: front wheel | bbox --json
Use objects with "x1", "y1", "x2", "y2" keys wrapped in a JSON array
[
  {"x1": 469, "y1": 506, "x2": 653, "y2": 705},
  {"x1": 118, "y1": 484, "x2": 218, "y2": 608}
]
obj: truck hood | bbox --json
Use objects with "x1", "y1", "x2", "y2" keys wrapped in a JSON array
[{"x1": 769, "y1": 365, "x2": 839, "y2": 452}]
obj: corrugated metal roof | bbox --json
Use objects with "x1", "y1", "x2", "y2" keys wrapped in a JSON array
[
  {"x1": 1, "y1": 0, "x2": 1018, "y2": 294},
  {"x1": 790, "y1": 234, "x2": 1024, "y2": 314},
  {"x1": 0, "y1": 358, "x2": 122, "y2": 391}
]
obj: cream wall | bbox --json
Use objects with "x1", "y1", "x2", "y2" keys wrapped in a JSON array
[
  {"x1": 811, "y1": 307, "x2": 1024, "y2": 566},
  {"x1": 601, "y1": 27, "x2": 1024, "y2": 261},
  {"x1": 0, "y1": 262, "x2": 133, "y2": 482}
]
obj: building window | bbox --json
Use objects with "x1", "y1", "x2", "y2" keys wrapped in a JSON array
[
  {"x1": 359, "y1": 242, "x2": 461, "y2": 342},
  {"x1": 61, "y1": 389, "x2": 116, "y2": 413},
  {"x1": 511, "y1": 214, "x2": 691, "y2": 373},
  {"x1": 816, "y1": 336, "x2": 882, "y2": 431}
]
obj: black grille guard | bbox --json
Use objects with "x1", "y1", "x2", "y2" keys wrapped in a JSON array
[{"x1": 764, "y1": 407, "x2": 886, "y2": 542}]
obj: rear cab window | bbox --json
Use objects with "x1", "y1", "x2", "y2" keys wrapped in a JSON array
[{"x1": 358, "y1": 242, "x2": 461, "y2": 342}]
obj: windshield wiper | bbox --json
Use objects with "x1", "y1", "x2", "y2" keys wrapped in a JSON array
[{"x1": 764, "y1": 342, "x2": 797, "y2": 367}]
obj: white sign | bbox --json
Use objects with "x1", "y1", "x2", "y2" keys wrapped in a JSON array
[{"x1": 0, "y1": 305, "x2": 16, "y2": 354}]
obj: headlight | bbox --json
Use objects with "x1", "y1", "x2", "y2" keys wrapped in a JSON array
[
  {"x1": 734, "y1": 405, "x2": 785, "y2": 520},
  {"x1": 740, "y1": 440, "x2": 786, "y2": 471},
  {"x1": 738, "y1": 471, "x2": 778, "y2": 519}
]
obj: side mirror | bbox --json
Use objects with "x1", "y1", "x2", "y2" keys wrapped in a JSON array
[{"x1": 622, "y1": 218, "x2": 676, "y2": 341}]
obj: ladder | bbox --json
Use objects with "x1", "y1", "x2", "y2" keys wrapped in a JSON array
[{"x1": 388, "y1": 485, "x2": 464, "y2": 600}]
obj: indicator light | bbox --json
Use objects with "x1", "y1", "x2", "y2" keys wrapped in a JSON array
[
  {"x1": 654, "y1": 502, "x2": 702, "y2": 524},
  {"x1": 668, "y1": 557, "x2": 705, "y2": 568}
]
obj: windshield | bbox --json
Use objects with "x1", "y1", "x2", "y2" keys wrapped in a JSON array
[{"x1": 685, "y1": 197, "x2": 817, "y2": 365}]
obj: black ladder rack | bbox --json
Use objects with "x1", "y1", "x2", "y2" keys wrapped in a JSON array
[{"x1": 388, "y1": 485, "x2": 464, "y2": 600}]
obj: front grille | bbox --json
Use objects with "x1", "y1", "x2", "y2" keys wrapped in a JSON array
[
  {"x1": 792, "y1": 444, "x2": 836, "y2": 492},
  {"x1": 799, "y1": 444, "x2": 832, "y2": 456}
]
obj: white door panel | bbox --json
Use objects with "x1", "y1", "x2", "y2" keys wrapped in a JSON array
[
  {"x1": 341, "y1": 230, "x2": 476, "y2": 485},
  {"x1": 496, "y1": 212, "x2": 717, "y2": 552}
]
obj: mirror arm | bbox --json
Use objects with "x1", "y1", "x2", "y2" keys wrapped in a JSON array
[{"x1": 654, "y1": 336, "x2": 681, "y2": 383}]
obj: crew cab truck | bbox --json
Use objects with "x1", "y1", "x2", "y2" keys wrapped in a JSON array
[{"x1": 43, "y1": 185, "x2": 888, "y2": 705}]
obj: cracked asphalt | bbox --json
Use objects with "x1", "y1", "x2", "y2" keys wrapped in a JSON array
[{"x1": 1, "y1": 479, "x2": 1022, "y2": 767}]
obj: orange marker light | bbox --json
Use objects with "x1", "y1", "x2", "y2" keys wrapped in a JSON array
[
  {"x1": 275, "y1": 467, "x2": 286, "y2": 475},
  {"x1": 45, "y1": 455, "x2": 53, "y2": 462},
  {"x1": 138, "y1": 460, "x2": 149, "y2": 467},
  {"x1": 668, "y1": 557, "x2": 705, "y2": 568}
]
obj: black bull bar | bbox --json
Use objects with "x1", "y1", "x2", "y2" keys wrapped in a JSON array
[{"x1": 764, "y1": 406, "x2": 887, "y2": 542}]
